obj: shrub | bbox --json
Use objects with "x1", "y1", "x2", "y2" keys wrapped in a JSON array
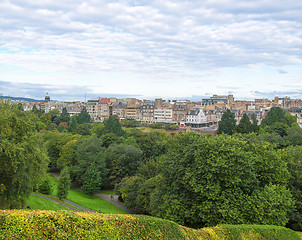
[{"x1": 38, "y1": 178, "x2": 52, "y2": 195}]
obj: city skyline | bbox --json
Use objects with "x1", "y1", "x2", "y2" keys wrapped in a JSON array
[{"x1": 1, "y1": 1, "x2": 302, "y2": 101}]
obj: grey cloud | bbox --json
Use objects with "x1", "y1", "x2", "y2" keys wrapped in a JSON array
[
  {"x1": 252, "y1": 90, "x2": 302, "y2": 99},
  {"x1": 0, "y1": 80, "x2": 140, "y2": 101},
  {"x1": 278, "y1": 69, "x2": 288, "y2": 74},
  {"x1": 0, "y1": 0, "x2": 302, "y2": 78}
]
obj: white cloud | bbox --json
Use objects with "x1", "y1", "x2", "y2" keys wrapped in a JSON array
[{"x1": 0, "y1": 0, "x2": 301, "y2": 99}]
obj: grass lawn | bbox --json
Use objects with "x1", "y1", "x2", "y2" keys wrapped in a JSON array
[
  {"x1": 25, "y1": 194, "x2": 70, "y2": 211},
  {"x1": 99, "y1": 190, "x2": 115, "y2": 195},
  {"x1": 49, "y1": 175, "x2": 127, "y2": 214}
]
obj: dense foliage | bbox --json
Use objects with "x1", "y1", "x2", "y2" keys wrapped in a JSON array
[
  {"x1": 2, "y1": 101, "x2": 302, "y2": 232},
  {"x1": 218, "y1": 109, "x2": 236, "y2": 134},
  {"x1": 0, "y1": 102, "x2": 48, "y2": 209},
  {"x1": 117, "y1": 133, "x2": 294, "y2": 228},
  {"x1": 0, "y1": 210, "x2": 300, "y2": 240},
  {"x1": 57, "y1": 168, "x2": 70, "y2": 200}
]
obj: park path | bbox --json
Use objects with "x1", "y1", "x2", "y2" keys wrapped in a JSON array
[
  {"x1": 49, "y1": 195, "x2": 96, "y2": 212},
  {"x1": 52, "y1": 172, "x2": 136, "y2": 214},
  {"x1": 31, "y1": 193, "x2": 79, "y2": 211},
  {"x1": 94, "y1": 192, "x2": 137, "y2": 214}
]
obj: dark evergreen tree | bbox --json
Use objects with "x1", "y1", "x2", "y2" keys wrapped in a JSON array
[
  {"x1": 74, "y1": 123, "x2": 92, "y2": 135},
  {"x1": 31, "y1": 104, "x2": 43, "y2": 117},
  {"x1": 251, "y1": 113, "x2": 259, "y2": 132},
  {"x1": 261, "y1": 107, "x2": 297, "y2": 128},
  {"x1": 82, "y1": 165, "x2": 102, "y2": 195},
  {"x1": 60, "y1": 107, "x2": 70, "y2": 123},
  {"x1": 38, "y1": 177, "x2": 52, "y2": 195},
  {"x1": 57, "y1": 168, "x2": 71, "y2": 200},
  {"x1": 236, "y1": 113, "x2": 253, "y2": 134},
  {"x1": 103, "y1": 115, "x2": 124, "y2": 137},
  {"x1": 76, "y1": 107, "x2": 91, "y2": 124},
  {"x1": 68, "y1": 116, "x2": 78, "y2": 133},
  {"x1": 218, "y1": 109, "x2": 236, "y2": 135},
  {"x1": 17, "y1": 103, "x2": 24, "y2": 111}
]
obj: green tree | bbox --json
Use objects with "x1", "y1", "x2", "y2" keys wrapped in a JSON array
[
  {"x1": 91, "y1": 123, "x2": 104, "y2": 138},
  {"x1": 236, "y1": 113, "x2": 253, "y2": 134},
  {"x1": 57, "y1": 139, "x2": 79, "y2": 170},
  {"x1": 36, "y1": 120, "x2": 47, "y2": 132},
  {"x1": 82, "y1": 165, "x2": 103, "y2": 195},
  {"x1": 76, "y1": 107, "x2": 91, "y2": 124},
  {"x1": 60, "y1": 107, "x2": 70, "y2": 123},
  {"x1": 284, "y1": 126, "x2": 302, "y2": 146},
  {"x1": 218, "y1": 109, "x2": 236, "y2": 135},
  {"x1": 48, "y1": 109, "x2": 60, "y2": 123},
  {"x1": 100, "y1": 133, "x2": 120, "y2": 148},
  {"x1": 0, "y1": 101, "x2": 49, "y2": 208},
  {"x1": 31, "y1": 104, "x2": 43, "y2": 117},
  {"x1": 71, "y1": 137, "x2": 107, "y2": 188},
  {"x1": 17, "y1": 103, "x2": 24, "y2": 111},
  {"x1": 150, "y1": 133, "x2": 293, "y2": 227},
  {"x1": 123, "y1": 136, "x2": 140, "y2": 148},
  {"x1": 40, "y1": 113, "x2": 52, "y2": 126},
  {"x1": 286, "y1": 145, "x2": 302, "y2": 231},
  {"x1": 57, "y1": 168, "x2": 71, "y2": 200},
  {"x1": 135, "y1": 132, "x2": 167, "y2": 160},
  {"x1": 68, "y1": 115, "x2": 79, "y2": 133},
  {"x1": 74, "y1": 123, "x2": 92, "y2": 136},
  {"x1": 118, "y1": 133, "x2": 293, "y2": 228},
  {"x1": 251, "y1": 113, "x2": 259, "y2": 132},
  {"x1": 103, "y1": 115, "x2": 124, "y2": 136},
  {"x1": 38, "y1": 177, "x2": 52, "y2": 195},
  {"x1": 261, "y1": 107, "x2": 297, "y2": 128},
  {"x1": 105, "y1": 144, "x2": 143, "y2": 187}
]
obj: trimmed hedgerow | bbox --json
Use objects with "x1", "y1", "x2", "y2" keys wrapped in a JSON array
[{"x1": 0, "y1": 210, "x2": 301, "y2": 240}]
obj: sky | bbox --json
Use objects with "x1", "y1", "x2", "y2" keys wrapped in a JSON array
[{"x1": 0, "y1": 0, "x2": 302, "y2": 101}]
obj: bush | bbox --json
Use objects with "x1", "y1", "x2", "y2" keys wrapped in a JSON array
[
  {"x1": 0, "y1": 210, "x2": 300, "y2": 240},
  {"x1": 38, "y1": 178, "x2": 52, "y2": 195}
]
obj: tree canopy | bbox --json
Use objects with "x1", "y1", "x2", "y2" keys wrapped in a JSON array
[
  {"x1": 0, "y1": 101, "x2": 48, "y2": 208},
  {"x1": 236, "y1": 113, "x2": 253, "y2": 134},
  {"x1": 117, "y1": 133, "x2": 293, "y2": 228},
  {"x1": 218, "y1": 109, "x2": 236, "y2": 135}
]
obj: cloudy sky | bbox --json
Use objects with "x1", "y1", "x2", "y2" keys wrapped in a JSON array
[{"x1": 1, "y1": 0, "x2": 302, "y2": 101}]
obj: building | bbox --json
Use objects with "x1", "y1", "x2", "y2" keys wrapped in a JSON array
[
  {"x1": 173, "y1": 100, "x2": 190, "y2": 123},
  {"x1": 154, "y1": 100, "x2": 173, "y2": 123},
  {"x1": 40, "y1": 92, "x2": 51, "y2": 113},
  {"x1": 141, "y1": 100, "x2": 154, "y2": 123},
  {"x1": 125, "y1": 104, "x2": 142, "y2": 120},
  {"x1": 86, "y1": 99, "x2": 99, "y2": 121},
  {"x1": 202, "y1": 94, "x2": 234, "y2": 106},
  {"x1": 288, "y1": 107, "x2": 302, "y2": 128},
  {"x1": 186, "y1": 107, "x2": 208, "y2": 127},
  {"x1": 98, "y1": 98, "x2": 110, "y2": 122},
  {"x1": 112, "y1": 102, "x2": 127, "y2": 119}
]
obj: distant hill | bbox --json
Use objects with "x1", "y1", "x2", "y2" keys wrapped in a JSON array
[{"x1": 0, "y1": 95, "x2": 42, "y2": 102}]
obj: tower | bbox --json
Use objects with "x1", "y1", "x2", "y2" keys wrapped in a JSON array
[{"x1": 45, "y1": 92, "x2": 50, "y2": 102}]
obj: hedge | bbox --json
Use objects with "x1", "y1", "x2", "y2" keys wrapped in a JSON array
[{"x1": 0, "y1": 210, "x2": 300, "y2": 240}]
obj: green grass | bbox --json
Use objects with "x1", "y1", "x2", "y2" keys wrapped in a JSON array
[
  {"x1": 49, "y1": 175, "x2": 127, "y2": 214},
  {"x1": 99, "y1": 190, "x2": 115, "y2": 195},
  {"x1": 25, "y1": 194, "x2": 70, "y2": 211}
]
